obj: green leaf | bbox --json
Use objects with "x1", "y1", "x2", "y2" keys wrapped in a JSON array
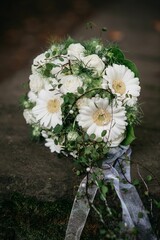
[
  {"x1": 107, "y1": 47, "x2": 125, "y2": 60},
  {"x1": 122, "y1": 125, "x2": 136, "y2": 146},
  {"x1": 101, "y1": 130, "x2": 107, "y2": 137},
  {"x1": 76, "y1": 170, "x2": 81, "y2": 176},
  {"x1": 123, "y1": 59, "x2": 139, "y2": 77},
  {"x1": 146, "y1": 175, "x2": 153, "y2": 182},
  {"x1": 45, "y1": 52, "x2": 50, "y2": 58},
  {"x1": 154, "y1": 200, "x2": 160, "y2": 209},
  {"x1": 53, "y1": 124, "x2": 63, "y2": 134},
  {"x1": 103, "y1": 146, "x2": 108, "y2": 155},
  {"x1": 77, "y1": 87, "x2": 84, "y2": 95},
  {"x1": 133, "y1": 179, "x2": 140, "y2": 186},
  {"x1": 45, "y1": 63, "x2": 54, "y2": 71},
  {"x1": 101, "y1": 185, "x2": 108, "y2": 197},
  {"x1": 43, "y1": 69, "x2": 50, "y2": 77},
  {"x1": 84, "y1": 146, "x2": 92, "y2": 155},
  {"x1": 59, "y1": 57, "x2": 64, "y2": 62},
  {"x1": 96, "y1": 137, "x2": 102, "y2": 142},
  {"x1": 90, "y1": 133, "x2": 96, "y2": 140}
]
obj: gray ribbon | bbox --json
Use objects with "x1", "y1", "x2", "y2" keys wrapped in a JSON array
[{"x1": 65, "y1": 145, "x2": 156, "y2": 240}]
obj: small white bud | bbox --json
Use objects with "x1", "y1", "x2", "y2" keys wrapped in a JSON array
[
  {"x1": 124, "y1": 222, "x2": 127, "y2": 227},
  {"x1": 86, "y1": 167, "x2": 91, "y2": 172},
  {"x1": 67, "y1": 131, "x2": 79, "y2": 141},
  {"x1": 81, "y1": 183, "x2": 86, "y2": 188},
  {"x1": 69, "y1": 110, "x2": 74, "y2": 114}
]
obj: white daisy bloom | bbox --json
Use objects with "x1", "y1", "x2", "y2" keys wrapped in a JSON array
[
  {"x1": 45, "y1": 137, "x2": 63, "y2": 153},
  {"x1": 23, "y1": 109, "x2": 36, "y2": 125},
  {"x1": 82, "y1": 54, "x2": 105, "y2": 76},
  {"x1": 60, "y1": 75, "x2": 83, "y2": 94},
  {"x1": 102, "y1": 64, "x2": 141, "y2": 106},
  {"x1": 77, "y1": 97, "x2": 127, "y2": 146},
  {"x1": 32, "y1": 89, "x2": 63, "y2": 128},
  {"x1": 67, "y1": 43, "x2": 85, "y2": 61}
]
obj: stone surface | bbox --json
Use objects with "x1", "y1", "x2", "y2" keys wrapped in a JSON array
[{"x1": 0, "y1": 0, "x2": 160, "y2": 201}]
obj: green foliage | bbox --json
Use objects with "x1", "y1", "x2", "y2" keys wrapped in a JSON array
[
  {"x1": 122, "y1": 125, "x2": 136, "y2": 146},
  {"x1": 133, "y1": 179, "x2": 140, "y2": 186},
  {"x1": 106, "y1": 46, "x2": 125, "y2": 64},
  {"x1": 122, "y1": 59, "x2": 139, "y2": 77},
  {"x1": 146, "y1": 175, "x2": 153, "y2": 182},
  {"x1": 53, "y1": 124, "x2": 63, "y2": 134},
  {"x1": 84, "y1": 38, "x2": 102, "y2": 55}
]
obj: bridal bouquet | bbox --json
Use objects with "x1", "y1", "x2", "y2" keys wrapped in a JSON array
[
  {"x1": 22, "y1": 38, "x2": 158, "y2": 240},
  {"x1": 23, "y1": 37, "x2": 140, "y2": 167}
]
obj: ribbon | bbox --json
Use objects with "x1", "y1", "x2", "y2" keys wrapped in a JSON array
[{"x1": 65, "y1": 145, "x2": 156, "y2": 240}]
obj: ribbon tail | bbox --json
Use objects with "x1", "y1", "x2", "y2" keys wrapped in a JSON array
[
  {"x1": 65, "y1": 177, "x2": 98, "y2": 240},
  {"x1": 117, "y1": 156, "x2": 157, "y2": 240},
  {"x1": 103, "y1": 167, "x2": 135, "y2": 229},
  {"x1": 120, "y1": 183, "x2": 157, "y2": 240}
]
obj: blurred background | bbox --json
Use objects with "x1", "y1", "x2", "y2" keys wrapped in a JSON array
[
  {"x1": 0, "y1": 0, "x2": 160, "y2": 195},
  {"x1": 0, "y1": 0, "x2": 160, "y2": 239},
  {"x1": 0, "y1": 0, "x2": 159, "y2": 81}
]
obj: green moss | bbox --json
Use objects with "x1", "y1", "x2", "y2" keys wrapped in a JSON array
[
  {"x1": 0, "y1": 192, "x2": 71, "y2": 240},
  {"x1": 0, "y1": 188, "x2": 159, "y2": 240},
  {"x1": 0, "y1": 192, "x2": 100, "y2": 240}
]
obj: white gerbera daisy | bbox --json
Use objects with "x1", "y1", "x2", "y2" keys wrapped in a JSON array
[
  {"x1": 45, "y1": 137, "x2": 63, "y2": 153},
  {"x1": 102, "y1": 64, "x2": 141, "y2": 106},
  {"x1": 32, "y1": 89, "x2": 63, "y2": 128},
  {"x1": 77, "y1": 97, "x2": 127, "y2": 146}
]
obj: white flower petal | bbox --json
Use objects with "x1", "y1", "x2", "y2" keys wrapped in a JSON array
[
  {"x1": 103, "y1": 64, "x2": 140, "y2": 106},
  {"x1": 77, "y1": 97, "x2": 127, "y2": 146}
]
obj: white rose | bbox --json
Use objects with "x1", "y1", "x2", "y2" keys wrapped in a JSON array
[
  {"x1": 29, "y1": 73, "x2": 44, "y2": 93},
  {"x1": 60, "y1": 75, "x2": 83, "y2": 94},
  {"x1": 51, "y1": 56, "x2": 69, "y2": 76},
  {"x1": 82, "y1": 54, "x2": 105, "y2": 76},
  {"x1": 67, "y1": 43, "x2": 85, "y2": 61},
  {"x1": 32, "y1": 53, "x2": 47, "y2": 73},
  {"x1": 23, "y1": 109, "x2": 36, "y2": 124},
  {"x1": 28, "y1": 91, "x2": 37, "y2": 102}
]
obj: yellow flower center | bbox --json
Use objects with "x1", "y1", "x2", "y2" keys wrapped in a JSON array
[
  {"x1": 47, "y1": 99, "x2": 60, "y2": 113},
  {"x1": 92, "y1": 109, "x2": 111, "y2": 126},
  {"x1": 112, "y1": 80, "x2": 126, "y2": 95}
]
